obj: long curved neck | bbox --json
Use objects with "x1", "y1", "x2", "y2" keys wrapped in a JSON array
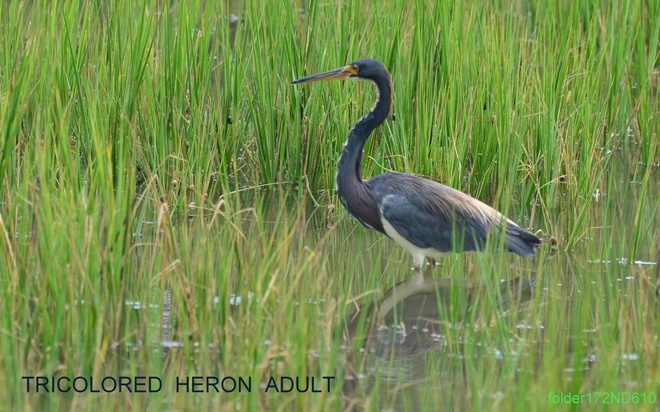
[
  {"x1": 336, "y1": 75, "x2": 392, "y2": 232},
  {"x1": 337, "y1": 76, "x2": 392, "y2": 185}
]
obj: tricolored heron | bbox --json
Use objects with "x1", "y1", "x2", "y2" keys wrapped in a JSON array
[{"x1": 291, "y1": 58, "x2": 540, "y2": 270}]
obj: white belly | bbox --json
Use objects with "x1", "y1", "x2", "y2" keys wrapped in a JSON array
[{"x1": 381, "y1": 218, "x2": 448, "y2": 269}]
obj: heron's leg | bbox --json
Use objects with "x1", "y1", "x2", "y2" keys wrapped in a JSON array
[
  {"x1": 423, "y1": 258, "x2": 436, "y2": 279},
  {"x1": 411, "y1": 255, "x2": 425, "y2": 282},
  {"x1": 411, "y1": 254, "x2": 424, "y2": 272},
  {"x1": 412, "y1": 267, "x2": 425, "y2": 284}
]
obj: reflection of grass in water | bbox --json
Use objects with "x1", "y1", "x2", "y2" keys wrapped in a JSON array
[{"x1": 1, "y1": 0, "x2": 658, "y2": 410}]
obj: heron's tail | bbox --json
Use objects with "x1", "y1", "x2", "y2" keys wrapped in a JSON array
[{"x1": 505, "y1": 223, "x2": 541, "y2": 257}]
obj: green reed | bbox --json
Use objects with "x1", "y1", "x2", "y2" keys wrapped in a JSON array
[{"x1": 0, "y1": 0, "x2": 658, "y2": 410}]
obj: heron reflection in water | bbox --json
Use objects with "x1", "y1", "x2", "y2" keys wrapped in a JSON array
[{"x1": 292, "y1": 58, "x2": 540, "y2": 270}]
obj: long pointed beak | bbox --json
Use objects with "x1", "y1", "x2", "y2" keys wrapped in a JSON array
[{"x1": 290, "y1": 65, "x2": 357, "y2": 85}]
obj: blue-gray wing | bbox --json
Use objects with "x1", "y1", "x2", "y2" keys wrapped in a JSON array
[{"x1": 368, "y1": 173, "x2": 539, "y2": 256}]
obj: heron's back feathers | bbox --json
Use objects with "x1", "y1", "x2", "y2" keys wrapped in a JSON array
[{"x1": 368, "y1": 173, "x2": 540, "y2": 257}]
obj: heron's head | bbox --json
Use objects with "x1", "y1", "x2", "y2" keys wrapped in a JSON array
[{"x1": 291, "y1": 58, "x2": 388, "y2": 84}]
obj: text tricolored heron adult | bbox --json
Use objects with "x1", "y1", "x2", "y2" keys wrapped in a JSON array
[{"x1": 291, "y1": 58, "x2": 541, "y2": 270}]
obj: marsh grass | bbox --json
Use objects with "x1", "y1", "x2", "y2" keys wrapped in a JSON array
[{"x1": 1, "y1": 0, "x2": 659, "y2": 410}]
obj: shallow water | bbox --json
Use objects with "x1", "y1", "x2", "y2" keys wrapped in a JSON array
[{"x1": 99, "y1": 140, "x2": 659, "y2": 411}]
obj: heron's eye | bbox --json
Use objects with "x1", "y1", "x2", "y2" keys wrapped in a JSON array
[{"x1": 352, "y1": 65, "x2": 359, "y2": 72}]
